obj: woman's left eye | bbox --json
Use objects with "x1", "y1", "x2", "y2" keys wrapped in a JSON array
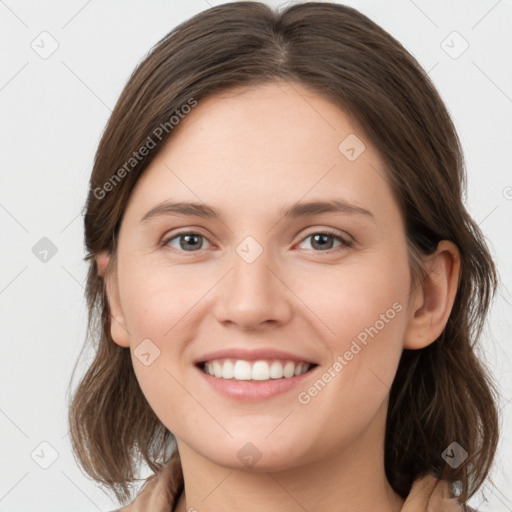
[
  {"x1": 163, "y1": 230, "x2": 350, "y2": 253},
  {"x1": 297, "y1": 231, "x2": 350, "y2": 252}
]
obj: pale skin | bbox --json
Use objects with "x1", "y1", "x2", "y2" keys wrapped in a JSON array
[{"x1": 96, "y1": 81, "x2": 460, "y2": 512}]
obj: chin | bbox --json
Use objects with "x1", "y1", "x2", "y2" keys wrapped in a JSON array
[{"x1": 196, "y1": 437, "x2": 312, "y2": 473}]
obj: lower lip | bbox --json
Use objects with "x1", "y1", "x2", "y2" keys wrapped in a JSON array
[{"x1": 195, "y1": 364, "x2": 318, "y2": 401}]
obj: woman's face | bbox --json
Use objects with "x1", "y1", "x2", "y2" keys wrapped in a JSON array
[{"x1": 107, "y1": 80, "x2": 417, "y2": 471}]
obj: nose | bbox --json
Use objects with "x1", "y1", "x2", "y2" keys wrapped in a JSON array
[{"x1": 212, "y1": 245, "x2": 293, "y2": 330}]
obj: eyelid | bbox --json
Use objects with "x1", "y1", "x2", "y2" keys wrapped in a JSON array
[{"x1": 299, "y1": 227, "x2": 351, "y2": 241}]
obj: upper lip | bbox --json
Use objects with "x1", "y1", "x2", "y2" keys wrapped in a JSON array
[{"x1": 194, "y1": 348, "x2": 318, "y2": 365}]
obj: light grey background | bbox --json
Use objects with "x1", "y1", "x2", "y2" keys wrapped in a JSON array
[{"x1": 0, "y1": 0, "x2": 510, "y2": 511}]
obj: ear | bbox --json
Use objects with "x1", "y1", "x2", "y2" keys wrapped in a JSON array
[
  {"x1": 95, "y1": 251, "x2": 130, "y2": 348},
  {"x1": 403, "y1": 240, "x2": 461, "y2": 350}
]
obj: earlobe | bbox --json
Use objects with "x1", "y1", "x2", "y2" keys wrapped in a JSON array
[
  {"x1": 96, "y1": 251, "x2": 110, "y2": 278},
  {"x1": 403, "y1": 241, "x2": 461, "y2": 350},
  {"x1": 109, "y1": 313, "x2": 130, "y2": 348},
  {"x1": 95, "y1": 251, "x2": 130, "y2": 348}
]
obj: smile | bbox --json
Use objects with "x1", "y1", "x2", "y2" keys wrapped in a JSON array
[
  {"x1": 196, "y1": 359, "x2": 319, "y2": 401},
  {"x1": 201, "y1": 358, "x2": 316, "y2": 381},
  {"x1": 200, "y1": 358, "x2": 315, "y2": 381}
]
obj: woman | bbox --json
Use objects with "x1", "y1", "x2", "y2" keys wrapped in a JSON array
[{"x1": 68, "y1": 2, "x2": 499, "y2": 511}]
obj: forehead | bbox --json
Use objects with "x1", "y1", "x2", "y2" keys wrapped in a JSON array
[
  {"x1": 122, "y1": 80, "x2": 400, "y2": 228},
  {"x1": 167, "y1": 80, "x2": 365, "y2": 167}
]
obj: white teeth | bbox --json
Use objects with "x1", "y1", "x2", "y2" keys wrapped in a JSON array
[
  {"x1": 251, "y1": 361, "x2": 270, "y2": 381},
  {"x1": 213, "y1": 360, "x2": 223, "y2": 378},
  {"x1": 222, "y1": 359, "x2": 234, "y2": 379},
  {"x1": 203, "y1": 359, "x2": 312, "y2": 381},
  {"x1": 283, "y1": 361, "x2": 296, "y2": 378},
  {"x1": 269, "y1": 360, "x2": 284, "y2": 379},
  {"x1": 233, "y1": 360, "x2": 252, "y2": 380}
]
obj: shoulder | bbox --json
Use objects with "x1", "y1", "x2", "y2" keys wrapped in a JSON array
[
  {"x1": 402, "y1": 473, "x2": 477, "y2": 512},
  {"x1": 107, "y1": 457, "x2": 181, "y2": 512}
]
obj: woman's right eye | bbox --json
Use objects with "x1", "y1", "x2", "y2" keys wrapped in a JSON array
[{"x1": 163, "y1": 232, "x2": 212, "y2": 252}]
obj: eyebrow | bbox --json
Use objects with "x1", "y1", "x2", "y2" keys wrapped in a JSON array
[{"x1": 140, "y1": 199, "x2": 374, "y2": 224}]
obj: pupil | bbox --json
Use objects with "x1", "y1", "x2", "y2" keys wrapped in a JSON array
[
  {"x1": 313, "y1": 234, "x2": 333, "y2": 250},
  {"x1": 181, "y1": 234, "x2": 201, "y2": 250}
]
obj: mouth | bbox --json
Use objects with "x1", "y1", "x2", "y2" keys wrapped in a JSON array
[{"x1": 196, "y1": 358, "x2": 319, "y2": 382}]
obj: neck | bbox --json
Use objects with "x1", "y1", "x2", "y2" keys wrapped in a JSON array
[{"x1": 174, "y1": 404, "x2": 404, "y2": 512}]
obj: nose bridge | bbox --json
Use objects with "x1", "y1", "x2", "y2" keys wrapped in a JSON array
[
  {"x1": 213, "y1": 236, "x2": 292, "y2": 328},
  {"x1": 233, "y1": 239, "x2": 271, "y2": 292}
]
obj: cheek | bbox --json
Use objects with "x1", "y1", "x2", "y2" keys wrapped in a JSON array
[
  {"x1": 291, "y1": 248, "x2": 409, "y2": 414},
  {"x1": 120, "y1": 261, "x2": 207, "y2": 339},
  {"x1": 118, "y1": 265, "x2": 212, "y2": 426},
  {"x1": 291, "y1": 247, "x2": 410, "y2": 350}
]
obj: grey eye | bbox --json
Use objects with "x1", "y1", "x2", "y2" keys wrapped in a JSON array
[
  {"x1": 298, "y1": 232, "x2": 345, "y2": 251},
  {"x1": 166, "y1": 233, "x2": 211, "y2": 251}
]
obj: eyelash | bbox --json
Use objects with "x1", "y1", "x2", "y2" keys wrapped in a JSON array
[{"x1": 161, "y1": 229, "x2": 353, "y2": 254}]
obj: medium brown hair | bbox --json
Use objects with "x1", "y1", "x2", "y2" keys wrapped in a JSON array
[{"x1": 68, "y1": 1, "x2": 500, "y2": 507}]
